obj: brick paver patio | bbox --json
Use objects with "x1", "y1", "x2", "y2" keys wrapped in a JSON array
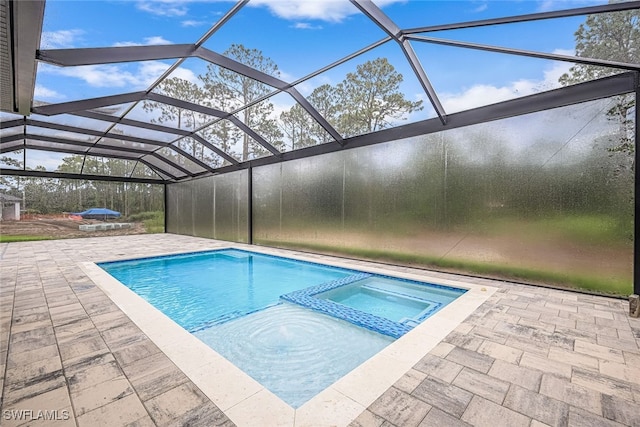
[{"x1": 1, "y1": 234, "x2": 638, "y2": 426}]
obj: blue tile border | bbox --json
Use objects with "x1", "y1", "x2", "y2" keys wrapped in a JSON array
[{"x1": 282, "y1": 274, "x2": 417, "y2": 339}]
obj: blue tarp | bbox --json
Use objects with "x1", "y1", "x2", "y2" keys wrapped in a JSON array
[{"x1": 73, "y1": 208, "x2": 121, "y2": 219}]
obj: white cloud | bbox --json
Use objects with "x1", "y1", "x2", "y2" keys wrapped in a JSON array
[
  {"x1": 440, "y1": 58, "x2": 573, "y2": 113},
  {"x1": 442, "y1": 83, "x2": 533, "y2": 113},
  {"x1": 249, "y1": 0, "x2": 404, "y2": 23},
  {"x1": 294, "y1": 75, "x2": 336, "y2": 97},
  {"x1": 293, "y1": 22, "x2": 323, "y2": 30},
  {"x1": 181, "y1": 19, "x2": 206, "y2": 27},
  {"x1": 166, "y1": 66, "x2": 199, "y2": 84},
  {"x1": 277, "y1": 69, "x2": 297, "y2": 83},
  {"x1": 38, "y1": 61, "x2": 179, "y2": 89},
  {"x1": 536, "y1": 0, "x2": 605, "y2": 12},
  {"x1": 26, "y1": 151, "x2": 68, "y2": 171},
  {"x1": 146, "y1": 36, "x2": 173, "y2": 45},
  {"x1": 40, "y1": 29, "x2": 84, "y2": 49},
  {"x1": 473, "y1": 2, "x2": 488, "y2": 13},
  {"x1": 113, "y1": 41, "x2": 141, "y2": 47},
  {"x1": 113, "y1": 36, "x2": 172, "y2": 47},
  {"x1": 34, "y1": 85, "x2": 65, "y2": 101},
  {"x1": 136, "y1": 0, "x2": 188, "y2": 17}
]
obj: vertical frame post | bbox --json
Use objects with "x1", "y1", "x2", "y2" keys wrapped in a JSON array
[
  {"x1": 163, "y1": 183, "x2": 168, "y2": 233},
  {"x1": 634, "y1": 74, "x2": 640, "y2": 296},
  {"x1": 248, "y1": 165, "x2": 253, "y2": 245}
]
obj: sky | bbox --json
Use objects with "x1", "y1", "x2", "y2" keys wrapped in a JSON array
[
  {"x1": 8, "y1": 0, "x2": 617, "y2": 170},
  {"x1": 34, "y1": 0, "x2": 611, "y2": 111}
]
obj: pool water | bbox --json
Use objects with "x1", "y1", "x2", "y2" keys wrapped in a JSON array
[
  {"x1": 99, "y1": 248, "x2": 465, "y2": 408},
  {"x1": 193, "y1": 304, "x2": 393, "y2": 408},
  {"x1": 318, "y1": 282, "x2": 430, "y2": 322},
  {"x1": 100, "y1": 249, "x2": 350, "y2": 331},
  {"x1": 316, "y1": 277, "x2": 464, "y2": 324}
]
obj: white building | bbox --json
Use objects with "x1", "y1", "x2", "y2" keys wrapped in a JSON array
[{"x1": 0, "y1": 193, "x2": 21, "y2": 221}]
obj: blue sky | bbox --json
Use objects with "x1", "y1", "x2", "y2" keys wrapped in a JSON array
[
  {"x1": 35, "y1": 0, "x2": 610, "y2": 116},
  {"x1": 2, "y1": 0, "x2": 619, "y2": 172}
]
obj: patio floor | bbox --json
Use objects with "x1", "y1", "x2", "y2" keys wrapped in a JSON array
[{"x1": 1, "y1": 234, "x2": 638, "y2": 426}]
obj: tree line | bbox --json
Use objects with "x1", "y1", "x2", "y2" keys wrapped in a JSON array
[{"x1": 143, "y1": 46, "x2": 422, "y2": 166}]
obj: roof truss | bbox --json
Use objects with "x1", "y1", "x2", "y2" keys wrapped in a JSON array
[{"x1": 1, "y1": 0, "x2": 638, "y2": 184}]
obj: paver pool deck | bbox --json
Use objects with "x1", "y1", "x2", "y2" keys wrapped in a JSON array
[{"x1": 1, "y1": 234, "x2": 638, "y2": 426}]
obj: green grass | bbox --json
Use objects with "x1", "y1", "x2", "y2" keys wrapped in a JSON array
[
  {"x1": 257, "y1": 239, "x2": 631, "y2": 296},
  {"x1": 0, "y1": 235, "x2": 55, "y2": 243},
  {"x1": 481, "y1": 214, "x2": 632, "y2": 246},
  {"x1": 129, "y1": 211, "x2": 164, "y2": 234},
  {"x1": 538, "y1": 214, "x2": 632, "y2": 245}
]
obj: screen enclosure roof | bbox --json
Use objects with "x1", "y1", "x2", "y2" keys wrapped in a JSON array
[{"x1": 1, "y1": 0, "x2": 639, "y2": 184}]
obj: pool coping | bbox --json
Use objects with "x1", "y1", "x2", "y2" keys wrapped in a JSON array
[{"x1": 79, "y1": 244, "x2": 497, "y2": 427}]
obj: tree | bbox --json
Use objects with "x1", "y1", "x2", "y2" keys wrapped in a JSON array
[
  {"x1": 279, "y1": 104, "x2": 316, "y2": 150},
  {"x1": 0, "y1": 152, "x2": 23, "y2": 192},
  {"x1": 559, "y1": 5, "x2": 639, "y2": 164},
  {"x1": 559, "y1": 7, "x2": 638, "y2": 84},
  {"x1": 200, "y1": 44, "x2": 283, "y2": 161},
  {"x1": 334, "y1": 58, "x2": 423, "y2": 137},
  {"x1": 142, "y1": 77, "x2": 217, "y2": 167},
  {"x1": 279, "y1": 58, "x2": 424, "y2": 144},
  {"x1": 308, "y1": 84, "x2": 340, "y2": 144},
  {"x1": 279, "y1": 84, "x2": 341, "y2": 149},
  {"x1": 199, "y1": 80, "x2": 242, "y2": 162}
]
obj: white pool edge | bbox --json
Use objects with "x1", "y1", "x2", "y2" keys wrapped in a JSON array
[{"x1": 79, "y1": 245, "x2": 496, "y2": 427}]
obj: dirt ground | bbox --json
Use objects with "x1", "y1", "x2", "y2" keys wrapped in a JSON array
[{"x1": 0, "y1": 216, "x2": 149, "y2": 239}]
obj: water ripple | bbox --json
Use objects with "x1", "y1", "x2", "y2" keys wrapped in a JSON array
[{"x1": 193, "y1": 303, "x2": 393, "y2": 408}]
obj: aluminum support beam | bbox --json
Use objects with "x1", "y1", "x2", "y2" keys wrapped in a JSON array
[
  {"x1": 405, "y1": 1, "x2": 640, "y2": 34},
  {"x1": 0, "y1": 118, "x2": 25, "y2": 129},
  {"x1": 350, "y1": 0, "x2": 447, "y2": 124},
  {"x1": 6, "y1": 0, "x2": 44, "y2": 115},
  {"x1": 38, "y1": 44, "x2": 351, "y2": 150},
  {"x1": 5, "y1": 143, "x2": 176, "y2": 180},
  {"x1": 6, "y1": 133, "x2": 149, "y2": 156},
  {"x1": 210, "y1": 72, "x2": 636, "y2": 174},
  {"x1": 0, "y1": 141, "x2": 22, "y2": 153},
  {"x1": 25, "y1": 118, "x2": 211, "y2": 176},
  {"x1": 247, "y1": 165, "x2": 253, "y2": 245},
  {"x1": 146, "y1": 92, "x2": 280, "y2": 156},
  {"x1": 18, "y1": 143, "x2": 140, "y2": 160},
  {"x1": 72, "y1": 111, "x2": 240, "y2": 166},
  {"x1": 195, "y1": 47, "x2": 288, "y2": 91},
  {"x1": 401, "y1": 40, "x2": 447, "y2": 123},
  {"x1": 288, "y1": 88, "x2": 344, "y2": 144},
  {"x1": 0, "y1": 167, "x2": 168, "y2": 184},
  {"x1": 408, "y1": 35, "x2": 640, "y2": 72},
  {"x1": 32, "y1": 92, "x2": 146, "y2": 116},
  {"x1": 36, "y1": 44, "x2": 196, "y2": 67},
  {"x1": 191, "y1": 134, "x2": 239, "y2": 165},
  {"x1": 197, "y1": 47, "x2": 344, "y2": 144},
  {"x1": 0, "y1": 133, "x2": 23, "y2": 144},
  {"x1": 635, "y1": 76, "x2": 640, "y2": 296},
  {"x1": 227, "y1": 116, "x2": 281, "y2": 157},
  {"x1": 73, "y1": 110, "x2": 192, "y2": 136}
]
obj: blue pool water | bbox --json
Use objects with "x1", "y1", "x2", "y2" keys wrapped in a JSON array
[
  {"x1": 193, "y1": 304, "x2": 393, "y2": 408},
  {"x1": 100, "y1": 249, "x2": 350, "y2": 331},
  {"x1": 316, "y1": 277, "x2": 464, "y2": 324},
  {"x1": 99, "y1": 248, "x2": 465, "y2": 408},
  {"x1": 319, "y1": 282, "x2": 430, "y2": 322}
]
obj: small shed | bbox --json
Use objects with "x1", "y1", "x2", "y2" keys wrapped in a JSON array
[{"x1": 0, "y1": 193, "x2": 21, "y2": 221}]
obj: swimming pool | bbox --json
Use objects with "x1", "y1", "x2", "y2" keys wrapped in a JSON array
[{"x1": 99, "y1": 248, "x2": 466, "y2": 408}]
